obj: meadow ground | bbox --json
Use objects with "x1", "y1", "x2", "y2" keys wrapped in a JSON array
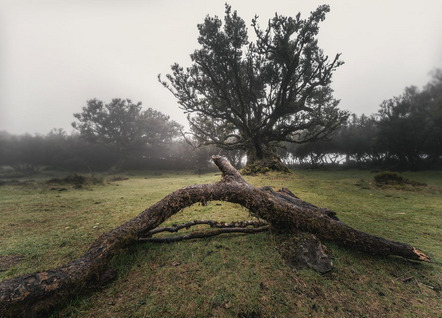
[{"x1": 0, "y1": 168, "x2": 441, "y2": 317}]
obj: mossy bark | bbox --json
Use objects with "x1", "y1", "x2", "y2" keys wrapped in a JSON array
[
  {"x1": 243, "y1": 142, "x2": 290, "y2": 174},
  {"x1": 242, "y1": 154, "x2": 290, "y2": 175},
  {"x1": 0, "y1": 156, "x2": 430, "y2": 317}
]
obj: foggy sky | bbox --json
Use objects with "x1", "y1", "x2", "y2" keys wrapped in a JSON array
[{"x1": 1, "y1": 0, "x2": 441, "y2": 135}]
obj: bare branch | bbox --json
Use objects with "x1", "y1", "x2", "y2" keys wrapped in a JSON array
[
  {"x1": 140, "y1": 226, "x2": 270, "y2": 243},
  {"x1": 147, "y1": 219, "x2": 268, "y2": 236}
]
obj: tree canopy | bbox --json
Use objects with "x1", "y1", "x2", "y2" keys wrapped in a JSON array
[
  {"x1": 72, "y1": 98, "x2": 182, "y2": 164},
  {"x1": 275, "y1": 69, "x2": 442, "y2": 170},
  {"x1": 375, "y1": 70, "x2": 442, "y2": 169},
  {"x1": 160, "y1": 4, "x2": 348, "y2": 172}
]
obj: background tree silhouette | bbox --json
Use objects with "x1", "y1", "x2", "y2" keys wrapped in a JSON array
[
  {"x1": 375, "y1": 70, "x2": 442, "y2": 169},
  {"x1": 72, "y1": 98, "x2": 182, "y2": 168}
]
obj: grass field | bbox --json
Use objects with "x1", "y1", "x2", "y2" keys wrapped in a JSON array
[{"x1": 0, "y1": 168, "x2": 441, "y2": 317}]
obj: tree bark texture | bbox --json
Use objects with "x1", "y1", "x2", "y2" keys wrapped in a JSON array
[
  {"x1": 140, "y1": 225, "x2": 269, "y2": 243},
  {"x1": 243, "y1": 145, "x2": 290, "y2": 174},
  {"x1": 145, "y1": 219, "x2": 269, "y2": 237},
  {"x1": 0, "y1": 156, "x2": 430, "y2": 317}
]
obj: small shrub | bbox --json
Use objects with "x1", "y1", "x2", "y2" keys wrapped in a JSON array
[
  {"x1": 84, "y1": 173, "x2": 104, "y2": 185},
  {"x1": 47, "y1": 173, "x2": 103, "y2": 187},
  {"x1": 374, "y1": 171, "x2": 426, "y2": 187},
  {"x1": 64, "y1": 174, "x2": 86, "y2": 185},
  {"x1": 374, "y1": 171, "x2": 406, "y2": 185}
]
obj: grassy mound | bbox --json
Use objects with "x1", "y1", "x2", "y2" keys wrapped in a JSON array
[{"x1": 374, "y1": 171, "x2": 426, "y2": 187}]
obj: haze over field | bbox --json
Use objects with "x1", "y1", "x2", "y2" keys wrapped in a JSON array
[{"x1": 1, "y1": 0, "x2": 441, "y2": 135}]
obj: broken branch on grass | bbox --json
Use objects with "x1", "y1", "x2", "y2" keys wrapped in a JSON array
[
  {"x1": 140, "y1": 225, "x2": 270, "y2": 243},
  {"x1": 146, "y1": 219, "x2": 269, "y2": 236}
]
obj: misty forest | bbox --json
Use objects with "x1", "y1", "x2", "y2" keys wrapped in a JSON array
[{"x1": 1, "y1": 4, "x2": 441, "y2": 318}]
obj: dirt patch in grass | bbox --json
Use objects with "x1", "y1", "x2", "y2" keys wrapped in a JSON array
[
  {"x1": 274, "y1": 232, "x2": 333, "y2": 273},
  {"x1": 0, "y1": 255, "x2": 24, "y2": 271}
]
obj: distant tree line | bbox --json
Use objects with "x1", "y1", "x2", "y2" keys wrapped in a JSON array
[
  {"x1": 0, "y1": 99, "x2": 241, "y2": 173},
  {"x1": 280, "y1": 70, "x2": 442, "y2": 170},
  {"x1": 0, "y1": 129, "x2": 195, "y2": 172},
  {"x1": 1, "y1": 71, "x2": 441, "y2": 173}
]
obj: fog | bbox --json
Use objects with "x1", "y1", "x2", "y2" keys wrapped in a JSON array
[{"x1": 1, "y1": 0, "x2": 442, "y2": 135}]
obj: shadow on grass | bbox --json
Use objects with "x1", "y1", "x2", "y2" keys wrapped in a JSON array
[{"x1": 53, "y1": 234, "x2": 441, "y2": 318}]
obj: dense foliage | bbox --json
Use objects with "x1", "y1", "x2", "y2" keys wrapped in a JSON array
[
  {"x1": 160, "y1": 4, "x2": 348, "y2": 170},
  {"x1": 1, "y1": 69, "x2": 441, "y2": 173},
  {"x1": 1, "y1": 57, "x2": 441, "y2": 174},
  {"x1": 0, "y1": 99, "x2": 220, "y2": 172},
  {"x1": 0, "y1": 132, "x2": 241, "y2": 174},
  {"x1": 284, "y1": 70, "x2": 442, "y2": 169},
  {"x1": 72, "y1": 98, "x2": 183, "y2": 167}
]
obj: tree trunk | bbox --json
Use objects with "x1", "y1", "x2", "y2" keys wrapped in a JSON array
[
  {"x1": 0, "y1": 156, "x2": 430, "y2": 317},
  {"x1": 246, "y1": 140, "x2": 266, "y2": 165},
  {"x1": 244, "y1": 141, "x2": 289, "y2": 174}
]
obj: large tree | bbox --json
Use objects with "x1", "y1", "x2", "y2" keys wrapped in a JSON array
[
  {"x1": 72, "y1": 98, "x2": 182, "y2": 165},
  {"x1": 160, "y1": 4, "x2": 348, "y2": 172}
]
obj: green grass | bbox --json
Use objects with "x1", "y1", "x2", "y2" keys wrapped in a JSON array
[{"x1": 0, "y1": 169, "x2": 441, "y2": 317}]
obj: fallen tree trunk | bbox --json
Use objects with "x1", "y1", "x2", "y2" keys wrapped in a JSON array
[{"x1": 0, "y1": 156, "x2": 430, "y2": 317}]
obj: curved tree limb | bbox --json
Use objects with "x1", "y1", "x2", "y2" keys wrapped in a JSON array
[{"x1": 0, "y1": 156, "x2": 430, "y2": 317}]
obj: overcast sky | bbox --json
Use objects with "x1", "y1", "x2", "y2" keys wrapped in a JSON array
[{"x1": 1, "y1": 0, "x2": 441, "y2": 135}]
